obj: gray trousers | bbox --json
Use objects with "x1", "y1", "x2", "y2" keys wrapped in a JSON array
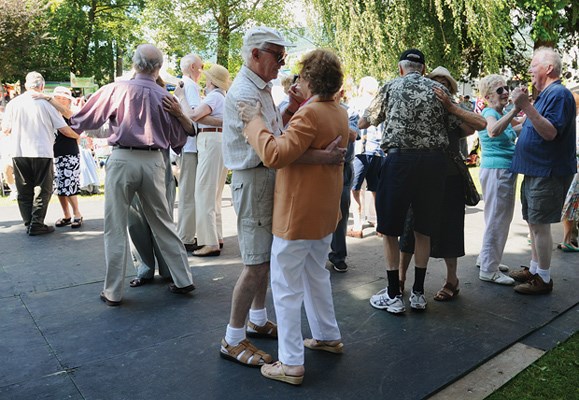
[
  {"x1": 128, "y1": 149, "x2": 176, "y2": 279},
  {"x1": 102, "y1": 148, "x2": 193, "y2": 301},
  {"x1": 12, "y1": 157, "x2": 53, "y2": 227}
]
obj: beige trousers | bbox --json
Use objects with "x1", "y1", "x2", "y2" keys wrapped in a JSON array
[
  {"x1": 103, "y1": 149, "x2": 193, "y2": 301},
  {"x1": 177, "y1": 152, "x2": 198, "y2": 245},
  {"x1": 195, "y1": 132, "x2": 228, "y2": 246}
]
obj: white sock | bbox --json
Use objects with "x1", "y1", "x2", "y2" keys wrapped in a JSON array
[
  {"x1": 536, "y1": 267, "x2": 550, "y2": 283},
  {"x1": 529, "y1": 260, "x2": 539, "y2": 275},
  {"x1": 225, "y1": 325, "x2": 246, "y2": 347},
  {"x1": 249, "y1": 308, "x2": 267, "y2": 327}
]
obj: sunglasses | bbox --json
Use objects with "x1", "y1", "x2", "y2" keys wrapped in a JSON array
[
  {"x1": 259, "y1": 48, "x2": 287, "y2": 64},
  {"x1": 496, "y1": 86, "x2": 510, "y2": 95}
]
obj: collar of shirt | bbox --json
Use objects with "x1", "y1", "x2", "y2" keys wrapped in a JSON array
[
  {"x1": 240, "y1": 65, "x2": 273, "y2": 91},
  {"x1": 535, "y1": 79, "x2": 561, "y2": 102},
  {"x1": 134, "y1": 73, "x2": 156, "y2": 83}
]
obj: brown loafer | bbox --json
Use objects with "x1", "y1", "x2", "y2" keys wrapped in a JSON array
[
  {"x1": 192, "y1": 246, "x2": 220, "y2": 257},
  {"x1": 168, "y1": 283, "x2": 195, "y2": 294},
  {"x1": 100, "y1": 292, "x2": 121, "y2": 306}
]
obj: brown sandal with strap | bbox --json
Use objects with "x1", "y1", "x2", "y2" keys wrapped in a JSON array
[
  {"x1": 220, "y1": 338, "x2": 272, "y2": 367},
  {"x1": 247, "y1": 320, "x2": 277, "y2": 339},
  {"x1": 433, "y1": 280, "x2": 460, "y2": 301}
]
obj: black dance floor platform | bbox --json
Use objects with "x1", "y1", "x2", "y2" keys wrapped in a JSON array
[{"x1": 0, "y1": 192, "x2": 577, "y2": 400}]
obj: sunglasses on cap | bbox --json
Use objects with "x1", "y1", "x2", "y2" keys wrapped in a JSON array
[
  {"x1": 259, "y1": 48, "x2": 287, "y2": 64},
  {"x1": 496, "y1": 86, "x2": 509, "y2": 95}
]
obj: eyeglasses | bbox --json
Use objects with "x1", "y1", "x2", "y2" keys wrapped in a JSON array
[
  {"x1": 496, "y1": 86, "x2": 509, "y2": 95},
  {"x1": 259, "y1": 48, "x2": 287, "y2": 64}
]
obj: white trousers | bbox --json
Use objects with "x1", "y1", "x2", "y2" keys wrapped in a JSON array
[
  {"x1": 195, "y1": 132, "x2": 228, "y2": 246},
  {"x1": 177, "y1": 152, "x2": 198, "y2": 244},
  {"x1": 103, "y1": 149, "x2": 193, "y2": 301},
  {"x1": 271, "y1": 234, "x2": 341, "y2": 366},
  {"x1": 479, "y1": 168, "x2": 517, "y2": 273}
]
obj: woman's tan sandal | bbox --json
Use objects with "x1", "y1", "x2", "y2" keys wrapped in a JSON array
[
  {"x1": 247, "y1": 320, "x2": 277, "y2": 339},
  {"x1": 220, "y1": 338, "x2": 272, "y2": 367},
  {"x1": 433, "y1": 280, "x2": 460, "y2": 301},
  {"x1": 303, "y1": 338, "x2": 344, "y2": 354},
  {"x1": 261, "y1": 362, "x2": 304, "y2": 385}
]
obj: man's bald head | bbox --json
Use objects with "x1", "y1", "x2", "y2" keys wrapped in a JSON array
[{"x1": 133, "y1": 44, "x2": 163, "y2": 75}]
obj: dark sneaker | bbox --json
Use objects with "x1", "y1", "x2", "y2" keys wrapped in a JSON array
[
  {"x1": 514, "y1": 274, "x2": 553, "y2": 295},
  {"x1": 332, "y1": 261, "x2": 348, "y2": 273},
  {"x1": 28, "y1": 224, "x2": 55, "y2": 236},
  {"x1": 509, "y1": 266, "x2": 533, "y2": 283}
]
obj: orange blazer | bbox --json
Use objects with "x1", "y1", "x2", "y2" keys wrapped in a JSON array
[{"x1": 245, "y1": 98, "x2": 349, "y2": 240}]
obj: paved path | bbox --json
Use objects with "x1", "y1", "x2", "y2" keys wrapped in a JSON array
[{"x1": 0, "y1": 187, "x2": 577, "y2": 399}]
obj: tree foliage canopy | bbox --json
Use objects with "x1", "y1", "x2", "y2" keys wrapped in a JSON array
[
  {"x1": 141, "y1": 0, "x2": 292, "y2": 72},
  {"x1": 308, "y1": 0, "x2": 579, "y2": 82}
]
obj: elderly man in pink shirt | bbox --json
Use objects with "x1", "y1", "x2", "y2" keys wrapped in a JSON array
[{"x1": 70, "y1": 44, "x2": 197, "y2": 306}]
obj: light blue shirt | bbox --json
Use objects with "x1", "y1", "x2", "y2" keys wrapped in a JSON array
[{"x1": 479, "y1": 107, "x2": 516, "y2": 169}]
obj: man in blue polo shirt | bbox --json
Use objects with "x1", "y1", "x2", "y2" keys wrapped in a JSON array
[{"x1": 509, "y1": 47, "x2": 576, "y2": 295}]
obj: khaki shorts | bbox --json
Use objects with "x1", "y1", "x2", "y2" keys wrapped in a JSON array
[
  {"x1": 521, "y1": 175, "x2": 573, "y2": 224},
  {"x1": 230, "y1": 167, "x2": 275, "y2": 265}
]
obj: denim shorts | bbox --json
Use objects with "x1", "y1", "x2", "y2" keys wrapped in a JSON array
[
  {"x1": 230, "y1": 167, "x2": 275, "y2": 265},
  {"x1": 352, "y1": 154, "x2": 384, "y2": 191},
  {"x1": 521, "y1": 175, "x2": 573, "y2": 224}
]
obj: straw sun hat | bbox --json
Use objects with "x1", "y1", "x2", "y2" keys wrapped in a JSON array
[
  {"x1": 204, "y1": 64, "x2": 231, "y2": 91},
  {"x1": 427, "y1": 66, "x2": 458, "y2": 95}
]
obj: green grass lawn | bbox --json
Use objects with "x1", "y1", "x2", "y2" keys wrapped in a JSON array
[{"x1": 487, "y1": 333, "x2": 579, "y2": 400}]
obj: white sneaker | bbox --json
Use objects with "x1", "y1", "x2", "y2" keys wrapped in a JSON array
[
  {"x1": 476, "y1": 262, "x2": 509, "y2": 272},
  {"x1": 410, "y1": 291, "x2": 427, "y2": 310},
  {"x1": 479, "y1": 270, "x2": 515, "y2": 285},
  {"x1": 370, "y1": 288, "x2": 405, "y2": 313}
]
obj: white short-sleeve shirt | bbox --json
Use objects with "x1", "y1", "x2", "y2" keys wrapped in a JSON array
[
  {"x1": 181, "y1": 76, "x2": 201, "y2": 153},
  {"x1": 2, "y1": 91, "x2": 67, "y2": 158}
]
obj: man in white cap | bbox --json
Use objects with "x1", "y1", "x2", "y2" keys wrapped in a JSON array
[
  {"x1": 220, "y1": 26, "x2": 345, "y2": 366},
  {"x1": 1, "y1": 72, "x2": 80, "y2": 235}
]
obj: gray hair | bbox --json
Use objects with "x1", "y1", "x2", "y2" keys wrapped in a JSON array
[
  {"x1": 399, "y1": 60, "x2": 424, "y2": 74},
  {"x1": 477, "y1": 74, "x2": 506, "y2": 98},
  {"x1": 180, "y1": 54, "x2": 201, "y2": 74},
  {"x1": 25, "y1": 71, "x2": 44, "y2": 90},
  {"x1": 534, "y1": 46, "x2": 562, "y2": 77},
  {"x1": 241, "y1": 42, "x2": 267, "y2": 65},
  {"x1": 132, "y1": 44, "x2": 163, "y2": 74}
]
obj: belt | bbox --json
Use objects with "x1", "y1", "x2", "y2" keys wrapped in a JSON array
[
  {"x1": 198, "y1": 128, "x2": 223, "y2": 133},
  {"x1": 113, "y1": 145, "x2": 161, "y2": 151},
  {"x1": 387, "y1": 148, "x2": 442, "y2": 154}
]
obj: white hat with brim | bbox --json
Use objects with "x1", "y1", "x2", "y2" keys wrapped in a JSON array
[
  {"x1": 427, "y1": 66, "x2": 458, "y2": 95},
  {"x1": 204, "y1": 65, "x2": 231, "y2": 91},
  {"x1": 244, "y1": 26, "x2": 294, "y2": 48},
  {"x1": 53, "y1": 86, "x2": 74, "y2": 100}
]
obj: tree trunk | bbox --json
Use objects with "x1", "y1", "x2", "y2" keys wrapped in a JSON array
[
  {"x1": 116, "y1": 43, "x2": 123, "y2": 77},
  {"x1": 216, "y1": 6, "x2": 230, "y2": 69}
]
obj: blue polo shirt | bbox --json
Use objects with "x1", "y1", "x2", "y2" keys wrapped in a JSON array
[{"x1": 511, "y1": 80, "x2": 576, "y2": 177}]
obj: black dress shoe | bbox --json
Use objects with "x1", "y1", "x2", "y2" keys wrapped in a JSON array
[
  {"x1": 168, "y1": 283, "x2": 195, "y2": 294},
  {"x1": 100, "y1": 292, "x2": 121, "y2": 306},
  {"x1": 332, "y1": 260, "x2": 349, "y2": 273},
  {"x1": 28, "y1": 224, "x2": 56, "y2": 236}
]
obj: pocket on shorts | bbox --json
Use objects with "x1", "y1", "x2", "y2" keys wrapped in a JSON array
[
  {"x1": 231, "y1": 182, "x2": 243, "y2": 215},
  {"x1": 240, "y1": 215, "x2": 273, "y2": 260}
]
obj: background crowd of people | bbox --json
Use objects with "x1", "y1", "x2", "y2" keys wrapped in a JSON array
[{"x1": 0, "y1": 25, "x2": 577, "y2": 387}]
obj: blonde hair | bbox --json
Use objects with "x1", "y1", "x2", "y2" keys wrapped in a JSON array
[{"x1": 478, "y1": 74, "x2": 505, "y2": 98}]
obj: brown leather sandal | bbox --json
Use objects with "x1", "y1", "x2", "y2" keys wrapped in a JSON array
[
  {"x1": 303, "y1": 338, "x2": 344, "y2": 354},
  {"x1": 433, "y1": 280, "x2": 460, "y2": 301},
  {"x1": 247, "y1": 320, "x2": 277, "y2": 339},
  {"x1": 219, "y1": 338, "x2": 272, "y2": 367}
]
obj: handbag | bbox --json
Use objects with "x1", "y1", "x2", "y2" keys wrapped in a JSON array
[{"x1": 449, "y1": 152, "x2": 480, "y2": 206}]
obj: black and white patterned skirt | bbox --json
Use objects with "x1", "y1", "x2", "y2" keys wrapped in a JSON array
[{"x1": 54, "y1": 154, "x2": 81, "y2": 196}]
